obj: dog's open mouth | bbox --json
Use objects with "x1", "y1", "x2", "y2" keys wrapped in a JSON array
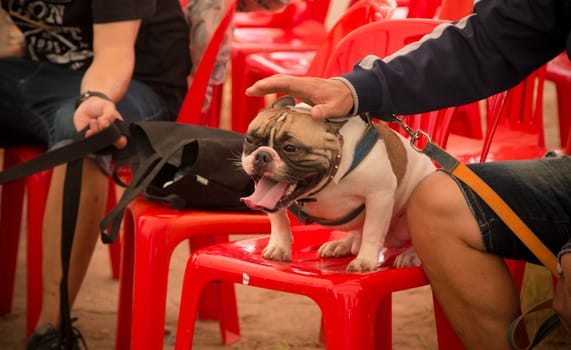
[{"x1": 241, "y1": 176, "x2": 296, "y2": 211}]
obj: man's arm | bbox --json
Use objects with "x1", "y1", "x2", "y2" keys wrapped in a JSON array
[
  {"x1": 74, "y1": 19, "x2": 141, "y2": 145},
  {"x1": 342, "y1": 0, "x2": 568, "y2": 117}
]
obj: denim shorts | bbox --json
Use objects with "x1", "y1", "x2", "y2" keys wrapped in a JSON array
[
  {"x1": 447, "y1": 154, "x2": 571, "y2": 265},
  {"x1": 0, "y1": 57, "x2": 171, "y2": 173}
]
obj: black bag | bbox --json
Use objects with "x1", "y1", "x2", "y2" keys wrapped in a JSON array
[{"x1": 100, "y1": 121, "x2": 254, "y2": 243}]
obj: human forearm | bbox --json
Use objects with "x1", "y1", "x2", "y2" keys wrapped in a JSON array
[{"x1": 80, "y1": 20, "x2": 140, "y2": 101}]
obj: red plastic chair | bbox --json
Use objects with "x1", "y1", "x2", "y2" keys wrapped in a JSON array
[
  {"x1": 174, "y1": 19, "x2": 459, "y2": 350},
  {"x1": 0, "y1": 146, "x2": 122, "y2": 336},
  {"x1": 230, "y1": 0, "x2": 332, "y2": 132},
  {"x1": 175, "y1": 228, "x2": 431, "y2": 350},
  {"x1": 173, "y1": 18, "x2": 530, "y2": 350},
  {"x1": 113, "y1": 2, "x2": 274, "y2": 349},
  {"x1": 445, "y1": 66, "x2": 548, "y2": 163},
  {"x1": 172, "y1": 108, "x2": 463, "y2": 350},
  {"x1": 545, "y1": 52, "x2": 571, "y2": 148},
  {"x1": 234, "y1": 0, "x2": 397, "y2": 133}
]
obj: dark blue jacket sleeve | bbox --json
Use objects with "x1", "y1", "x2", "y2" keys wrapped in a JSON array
[{"x1": 340, "y1": 0, "x2": 571, "y2": 120}]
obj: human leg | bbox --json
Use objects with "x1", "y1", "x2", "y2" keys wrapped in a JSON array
[
  {"x1": 0, "y1": 58, "x2": 170, "y2": 344},
  {"x1": 35, "y1": 78, "x2": 169, "y2": 331},
  {"x1": 408, "y1": 157, "x2": 571, "y2": 349},
  {"x1": 37, "y1": 160, "x2": 109, "y2": 328},
  {"x1": 408, "y1": 172, "x2": 522, "y2": 350}
]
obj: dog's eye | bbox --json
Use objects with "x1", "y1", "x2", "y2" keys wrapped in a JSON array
[
  {"x1": 283, "y1": 144, "x2": 298, "y2": 153},
  {"x1": 244, "y1": 136, "x2": 253, "y2": 144}
]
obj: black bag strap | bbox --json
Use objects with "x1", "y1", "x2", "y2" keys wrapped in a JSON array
[
  {"x1": 59, "y1": 158, "x2": 83, "y2": 350},
  {"x1": 99, "y1": 137, "x2": 195, "y2": 243}
]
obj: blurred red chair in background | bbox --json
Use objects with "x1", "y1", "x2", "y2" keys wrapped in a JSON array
[
  {"x1": 545, "y1": 52, "x2": 571, "y2": 148},
  {"x1": 229, "y1": 0, "x2": 332, "y2": 131},
  {"x1": 445, "y1": 66, "x2": 548, "y2": 163},
  {"x1": 234, "y1": 0, "x2": 397, "y2": 133}
]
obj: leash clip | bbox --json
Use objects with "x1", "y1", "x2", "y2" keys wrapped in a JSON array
[{"x1": 392, "y1": 115, "x2": 432, "y2": 153}]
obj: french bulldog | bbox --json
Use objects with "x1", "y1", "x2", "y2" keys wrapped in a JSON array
[{"x1": 241, "y1": 96, "x2": 436, "y2": 271}]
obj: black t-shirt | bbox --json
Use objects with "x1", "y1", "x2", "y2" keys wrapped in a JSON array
[{"x1": 3, "y1": 0, "x2": 190, "y2": 120}]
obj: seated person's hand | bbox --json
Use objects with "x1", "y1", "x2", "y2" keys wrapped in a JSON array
[
  {"x1": 554, "y1": 253, "x2": 571, "y2": 333},
  {"x1": 74, "y1": 97, "x2": 127, "y2": 149}
]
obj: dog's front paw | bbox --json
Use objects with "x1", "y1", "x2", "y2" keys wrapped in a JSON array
[
  {"x1": 262, "y1": 244, "x2": 292, "y2": 262},
  {"x1": 393, "y1": 247, "x2": 422, "y2": 268},
  {"x1": 318, "y1": 239, "x2": 353, "y2": 258},
  {"x1": 346, "y1": 257, "x2": 378, "y2": 272}
]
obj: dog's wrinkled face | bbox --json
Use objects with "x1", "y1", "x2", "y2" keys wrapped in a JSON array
[{"x1": 241, "y1": 97, "x2": 345, "y2": 212}]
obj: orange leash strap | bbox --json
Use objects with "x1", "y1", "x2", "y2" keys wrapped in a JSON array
[
  {"x1": 392, "y1": 117, "x2": 561, "y2": 349},
  {"x1": 421, "y1": 141, "x2": 558, "y2": 275}
]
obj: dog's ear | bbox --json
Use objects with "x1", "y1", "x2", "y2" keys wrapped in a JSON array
[
  {"x1": 325, "y1": 119, "x2": 348, "y2": 134},
  {"x1": 271, "y1": 95, "x2": 296, "y2": 109}
]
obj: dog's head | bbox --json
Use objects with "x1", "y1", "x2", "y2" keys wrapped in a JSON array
[{"x1": 241, "y1": 96, "x2": 346, "y2": 212}]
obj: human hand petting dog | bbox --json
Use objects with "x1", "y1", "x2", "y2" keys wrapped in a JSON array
[
  {"x1": 74, "y1": 94, "x2": 127, "y2": 149},
  {"x1": 246, "y1": 74, "x2": 355, "y2": 120}
]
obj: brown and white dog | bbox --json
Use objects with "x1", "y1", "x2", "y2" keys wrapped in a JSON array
[{"x1": 241, "y1": 96, "x2": 435, "y2": 271}]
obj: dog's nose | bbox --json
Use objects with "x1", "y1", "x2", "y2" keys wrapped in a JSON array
[{"x1": 254, "y1": 151, "x2": 272, "y2": 166}]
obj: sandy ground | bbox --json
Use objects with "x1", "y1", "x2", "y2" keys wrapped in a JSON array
[{"x1": 1, "y1": 78, "x2": 571, "y2": 349}]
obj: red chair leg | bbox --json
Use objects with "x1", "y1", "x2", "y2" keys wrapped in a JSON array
[
  {"x1": 190, "y1": 235, "x2": 231, "y2": 321},
  {"x1": 0, "y1": 165, "x2": 25, "y2": 317}
]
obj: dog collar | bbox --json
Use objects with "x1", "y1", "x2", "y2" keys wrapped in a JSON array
[
  {"x1": 289, "y1": 123, "x2": 380, "y2": 226},
  {"x1": 302, "y1": 134, "x2": 343, "y2": 199}
]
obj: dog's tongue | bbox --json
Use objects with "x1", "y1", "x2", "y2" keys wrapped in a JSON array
[{"x1": 241, "y1": 177, "x2": 288, "y2": 210}]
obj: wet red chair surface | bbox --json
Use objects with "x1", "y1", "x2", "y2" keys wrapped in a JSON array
[
  {"x1": 0, "y1": 146, "x2": 121, "y2": 336},
  {"x1": 175, "y1": 227, "x2": 430, "y2": 350}
]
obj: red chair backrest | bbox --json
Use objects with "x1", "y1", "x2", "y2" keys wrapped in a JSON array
[
  {"x1": 176, "y1": 1, "x2": 237, "y2": 125},
  {"x1": 306, "y1": 0, "x2": 397, "y2": 78},
  {"x1": 479, "y1": 66, "x2": 547, "y2": 160},
  {"x1": 322, "y1": 18, "x2": 455, "y2": 149},
  {"x1": 323, "y1": 18, "x2": 446, "y2": 78}
]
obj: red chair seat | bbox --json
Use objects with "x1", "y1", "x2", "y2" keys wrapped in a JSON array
[{"x1": 175, "y1": 227, "x2": 434, "y2": 350}]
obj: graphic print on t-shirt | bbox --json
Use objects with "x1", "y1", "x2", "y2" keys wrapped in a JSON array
[{"x1": 9, "y1": 0, "x2": 92, "y2": 70}]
